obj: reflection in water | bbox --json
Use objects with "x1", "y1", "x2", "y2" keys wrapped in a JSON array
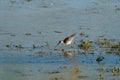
[
  {"x1": 61, "y1": 49, "x2": 78, "y2": 64},
  {"x1": 61, "y1": 49, "x2": 73, "y2": 59}
]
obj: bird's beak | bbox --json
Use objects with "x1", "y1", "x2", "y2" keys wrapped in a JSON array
[{"x1": 54, "y1": 41, "x2": 60, "y2": 48}]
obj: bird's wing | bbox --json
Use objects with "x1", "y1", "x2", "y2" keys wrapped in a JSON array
[
  {"x1": 63, "y1": 33, "x2": 76, "y2": 43},
  {"x1": 70, "y1": 32, "x2": 76, "y2": 37}
]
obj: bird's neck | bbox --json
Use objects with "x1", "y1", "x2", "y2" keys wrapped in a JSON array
[{"x1": 61, "y1": 41, "x2": 65, "y2": 45}]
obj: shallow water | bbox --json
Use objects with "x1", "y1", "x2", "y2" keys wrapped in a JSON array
[{"x1": 0, "y1": 0, "x2": 120, "y2": 80}]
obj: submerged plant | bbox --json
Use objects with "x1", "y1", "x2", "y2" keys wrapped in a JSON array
[
  {"x1": 96, "y1": 56, "x2": 104, "y2": 64},
  {"x1": 24, "y1": 0, "x2": 32, "y2": 2},
  {"x1": 78, "y1": 40, "x2": 94, "y2": 51},
  {"x1": 10, "y1": 0, "x2": 16, "y2": 5},
  {"x1": 25, "y1": 32, "x2": 32, "y2": 36},
  {"x1": 6, "y1": 43, "x2": 12, "y2": 48},
  {"x1": 97, "y1": 38, "x2": 110, "y2": 48},
  {"x1": 53, "y1": 77, "x2": 65, "y2": 80},
  {"x1": 32, "y1": 44, "x2": 36, "y2": 49},
  {"x1": 37, "y1": 50, "x2": 46, "y2": 54},
  {"x1": 72, "y1": 66, "x2": 80, "y2": 74},
  {"x1": 6, "y1": 43, "x2": 24, "y2": 50},
  {"x1": 14, "y1": 44, "x2": 24, "y2": 49},
  {"x1": 38, "y1": 32, "x2": 43, "y2": 35},
  {"x1": 112, "y1": 65, "x2": 120, "y2": 76},
  {"x1": 99, "y1": 73, "x2": 104, "y2": 80},
  {"x1": 77, "y1": 75, "x2": 88, "y2": 79},
  {"x1": 45, "y1": 42, "x2": 50, "y2": 49}
]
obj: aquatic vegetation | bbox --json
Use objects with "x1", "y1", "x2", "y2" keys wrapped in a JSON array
[
  {"x1": 1, "y1": 0, "x2": 120, "y2": 80},
  {"x1": 59, "y1": 65, "x2": 68, "y2": 69},
  {"x1": 97, "y1": 65, "x2": 120, "y2": 77},
  {"x1": 96, "y1": 56, "x2": 104, "y2": 64},
  {"x1": 112, "y1": 65, "x2": 120, "y2": 76},
  {"x1": 54, "y1": 31, "x2": 63, "y2": 33},
  {"x1": 117, "y1": 48, "x2": 120, "y2": 55},
  {"x1": 24, "y1": 0, "x2": 32, "y2": 2},
  {"x1": 99, "y1": 73, "x2": 104, "y2": 80},
  {"x1": 6, "y1": 43, "x2": 12, "y2": 48},
  {"x1": 6, "y1": 43, "x2": 24, "y2": 50},
  {"x1": 95, "y1": 38, "x2": 120, "y2": 55},
  {"x1": 52, "y1": 77, "x2": 65, "y2": 80},
  {"x1": 77, "y1": 75, "x2": 88, "y2": 79},
  {"x1": 10, "y1": 34, "x2": 16, "y2": 36},
  {"x1": 37, "y1": 50, "x2": 46, "y2": 54},
  {"x1": 10, "y1": 0, "x2": 16, "y2": 4},
  {"x1": 54, "y1": 48, "x2": 59, "y2": 51},
  {"x1": 25, "y1": 32, "x2": 32, "y2": 36},
  {"x1": 50, "y1": 66, "x2": 81, "y2": 80},
  {"x1": 48, "y1": 70, "x2": 60, "y2": 74},
  {"x1": 32, "y1": 44, "x2": 36, "y2": 49},
  {"x1": 45, "y1": 42, "x2": 50, "y2": 49},
  {"x1": 38, "y1": 32, "x2": 43, "y2": 35},
  {"x1": 80, "y1": 32, "x2": 89, "y2": 38},
  {"x1": 116, "y1": 8, "x2": 120, "y2": 11},
  {"x1": 97, "y1": 38, "x2": 110, "y2": 48},
  {"x1": 72, "y1": 66, "x2": 80, "y2": 74},
  {"x1": 80, "y1": 32, "x2": 86, "y2": 37},
  {"x1": 14, "y1": 44, "x2": 24, "y2": 49},
  {"x1": 107, "y1": 42, "x2": 120, "y2": 55},
  {"x1": 78, "y1": 40, "x2": 94, "y2": 51}
]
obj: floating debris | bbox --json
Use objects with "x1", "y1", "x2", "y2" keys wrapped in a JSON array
[
  {"x1": 96, "y1": 56, "x2": 104, "y2": 63},
  {"x1": 38, "y1": 32, "x2": 42, "y2": 35},
  {"x1": 48, "y1": 70, "x2": 60, "y2": 74},
  {"x1": 54, "y1": 48, "x2": 59, "y2": 51},
  {"x1": 99, "y1": 73, "x2": 104, "y2": 80},
  {"x1": 10, "y1": 34, "x2": 16, "y2": 36},
  {"x1": 25, "y1": 32, "x2": 32, "y2": 36},
  {"x1": 6, "y1": 43, "x2": 12, "y2": 48},
  {"x1": 37, "y1": 50, "x2": 46, "y2": 54},
  {"x1": 24, "y1": 0, "x2": 32, "y2": 2},
  {"x1": 10, "y1": 0, "x2": 16, "y2": 4},
  {"x1": 80, "y1": 32, "x2": 85, "y2": 36},
  {"x1": 6, "y1": 43, "x2": 24, "y2": 50},
  {"x1": 54, "y1": 31, "x2": 63, "y2": 33},
  {"x1": 77, "y1": 75, "x2": 88, "y2": 79},
  {"x1": 116, "y1": 8, "x2": 120, "y2": 11},
  {"x1": 40, "y1": 5, "x2": 49, "y2": 8},
  {"x1": 14, "y1": 44, "x2": 24, "y2": 49},
  {"x1": 45, "y1": 42, "x2": 50, "y2": 49},
  {"x1": 53, "y1": 77, "x2": 65, "y2": 80},
  {"x1": 59, "y1": 65, "x2": 68, "y2": 69},
  {"x1": 32, "y1": 44, "x2": 36, "y2": 49}
]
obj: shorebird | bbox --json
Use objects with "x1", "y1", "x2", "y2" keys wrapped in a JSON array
[{"x1": 55, "y1": 33, "x2": 76, "y2": 47}]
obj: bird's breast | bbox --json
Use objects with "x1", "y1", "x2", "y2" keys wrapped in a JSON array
[{"x1": 65, "y1": 40, "x2": 72, "y2": 45}]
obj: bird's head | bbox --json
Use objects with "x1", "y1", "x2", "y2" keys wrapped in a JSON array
[{"x1": 55, "y1": 40, "x2": 64, "y2": 48}]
